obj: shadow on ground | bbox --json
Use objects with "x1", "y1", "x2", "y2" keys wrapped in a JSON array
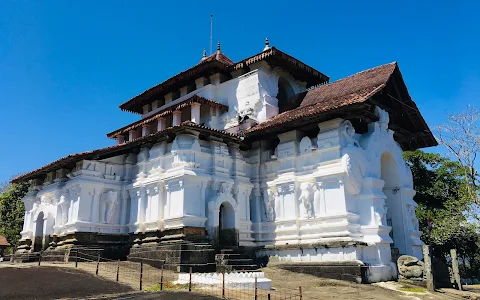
[{"x1": 0, "y1": 266, "x2": 132, "y2": 300}]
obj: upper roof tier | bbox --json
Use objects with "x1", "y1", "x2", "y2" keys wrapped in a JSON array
[
  {"x1": 119, "y1": 46, "x2": 329, "y2": 114},
  {"x1": 244, "y1": 62, "x2": 437, "y2": 150}
]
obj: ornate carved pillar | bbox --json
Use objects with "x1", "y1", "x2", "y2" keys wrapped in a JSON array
[
  {"x1": 120, "y1": 189, "x2": 129, "y2": 225},
  {"x1": 157, "y1": 182, "x2": 166, "y2": 228},
  {"x1": 138, "y1": 187, "x2": 146, "y2": 224}
]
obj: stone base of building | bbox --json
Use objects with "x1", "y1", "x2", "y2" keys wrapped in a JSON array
[
  {"x1": 49, "y1": 231, "x2": 131, "y2": 260},
  {"x1": 128, "y1": 242, "x2": 217, "y2": 272},
  {"x1": 130, "y1": 226, "x2": 209, "y2": 247},
  {"x1": 16, "y1": 239, "x2": 33, "y2": 253},
  {"x1": 276, "y1": 261, "x2": 369, "y2": 283},
  {"x1": 255, "y1": 241, "x2": 398, "y2": 283}
]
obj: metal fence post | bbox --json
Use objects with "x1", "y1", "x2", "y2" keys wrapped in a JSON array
[
  {"x1": 95, "y1": 253, "x2": 100, "y2": 275},
  {"x1": 254, "y1": 277, "x2": 258, "y2": 300},
  {"x1": 189, "y1": 267, "x2": 192, "y2": 292},
  {"x1": 38, "y1": 252, "x2": 42, "y2": 266},
  {"x1": 75, "y1": 250, "x2": 78, "y2": 268},
  {"x1": 160, "y1": 264, "x2": 164, "y2": 291},
  {"x1": 139, "y1": 261, "x2": 143, "y2": 291},
  {"x1": 116, "y1": 259, "x2": 120, "y2": 282},
  {"x1": 299, "y1": 286, "x2": 303, "y2": 299},
  {"x1": 222, "y1": 272, "x2": 225, "y2": 298}
]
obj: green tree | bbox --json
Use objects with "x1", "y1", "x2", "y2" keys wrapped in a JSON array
[
  {"x1": 403, "y1": 150, "x2": 471, "y2": 245},
  {"x1": 0, "y1": 180, "x2": 29, "y2": 250}
]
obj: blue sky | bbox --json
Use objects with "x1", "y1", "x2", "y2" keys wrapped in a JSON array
[{"x1": 0, "y1": 0, "x2": 478, "y2": 183}]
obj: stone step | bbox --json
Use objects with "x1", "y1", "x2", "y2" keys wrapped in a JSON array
[
  {"x1": 215, "y1": 253, "x2": 241, "y2": 259},
  {"x1": 220, "y1": 259, "x2": 255, "y2": 265},
  {"x1": 217, "y1": 264, "x2": 259, "y2": 272},
  {"x1": 220, "y1": 249, "x2": 235, "y2": 254}
]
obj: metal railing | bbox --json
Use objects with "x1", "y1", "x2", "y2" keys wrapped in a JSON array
[{"x1": 11, "y1": 249, "x2": 304, "y2": 300}]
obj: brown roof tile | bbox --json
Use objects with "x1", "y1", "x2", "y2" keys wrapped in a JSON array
[
  {"x1": 199, "y1": 50, "x2": 234, "y2": 66},
  {"x1": 121, "y1": 47, "x2": 328, "y2": 114},
  {"x1": 120, "y1": 59, "x2": 231, "y2": 114},
  {"x1": 232, "y1": 47, "x2": 329, "y2": 87},
  {"x1": 0, "y1": 235, "x2": 10, "y2": 247},
  {"x1": 244, "y1": 62, "x2": 396, "y2": 134},
  {"x1": 108, "y1": 95, "x2": 228, "y2": 138},
  {"x1": 300, "y1": 62, "x2": 397, "y2": 108}
]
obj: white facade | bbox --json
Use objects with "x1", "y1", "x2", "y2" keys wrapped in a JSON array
[{"x1": 18, "y1": 56, "x2": 423, "y2": 282}]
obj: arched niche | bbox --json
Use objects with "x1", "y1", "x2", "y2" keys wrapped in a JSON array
[
  {"x1": 33, "y1": 211, "x2": 45, "y2": 252},
  {"x1": 277, "y1": 77, "x2": 295, "y2": 113},
  {"x1": 207, "y1": 184, "x2": 240, "y2": 247},
  {"x1": 380, "y1": 152, "x2": 404, "y2": 252}
]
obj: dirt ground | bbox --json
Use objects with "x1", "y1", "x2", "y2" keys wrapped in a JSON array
[
  {"x1": 0, "y1": 262, "x2": 472, "y2": 300},
  {"x1": 261, "y1": 265, "x2": 464, "y2": 300},
  {"x1": 0, "y1": 265, "x2": 132, "y2": 300}
]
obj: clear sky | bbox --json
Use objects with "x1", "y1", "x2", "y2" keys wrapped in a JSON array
[{"x1": 0, "y1": 0, "x2": 479, "y2": 183}]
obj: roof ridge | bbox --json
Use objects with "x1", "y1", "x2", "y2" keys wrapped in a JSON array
[{"x1": 324, "y1": 62, "x2": 397, "y2": 86}]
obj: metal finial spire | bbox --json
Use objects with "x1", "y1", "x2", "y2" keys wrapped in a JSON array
[
  {"x1": 263, "y1": 37, "x2": 270, "y2": 51},
  {"x1": 203, "y1": 48, "x2": 207, "y2": 58},
  {"x1": 217, "y1": 41, "x2": 221, "y2": 51}
]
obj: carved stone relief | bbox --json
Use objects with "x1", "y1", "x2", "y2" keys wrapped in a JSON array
[
  {"x1": 100, "y1": 190, "x2": 119, "y2": 224},
  {"x1": 265, "y1": 188, "x2": 277, "y2": 221},
  {"x1": 298, "y1": 182, "x2": 314, "y2": 218},
  {"x1": 340, "y1": 120, "x2": 367, "y2": 195}
]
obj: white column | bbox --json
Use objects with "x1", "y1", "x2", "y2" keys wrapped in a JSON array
[
  {"x1": 120, "y1": 190, "x2": 128, "y2": 225},
  {"x1": 195, "y1": 77, "x2": 209, "y2": 89},
  {"x1": 172, "y1": 111, "x2": 182, "y2": 126},
  {"x1": 165, "y1": 92, "x2": 173, "y2": 104},
  {"x1": 129, "y1": 129, "x2": 139, "y2": 141},
  {"x1": 158, "y1": 183, "x2": 165, "y2": 222},
  {"x1": 246, "y1": 188, "x2": 252, "y2": 221},
  {"x1": 191, "y1": 103, "x2": 201, "y2": 124},
  {"x1": 152, "y1": 100, "x2": 159, "y2": 110},
  {"x1": 116, "y1": 135, "x2": 125, "y2": 144},
  {"x1": 91, "y1": 192, "x2": 101, "y2": 223},
  {"x1": 157, "y1": 117, "x2": 166, "y2": 131},
  {"x1": 142, "y1": 124, "x2": 150, "y2": 136},
  {"x1": 180, "y1": 86, "x2": 188, "y2": 97},
  {"x1": 138, "y1": 188, "x2": 146, "y2": 223}
]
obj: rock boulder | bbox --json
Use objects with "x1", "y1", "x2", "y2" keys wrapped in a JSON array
[{"x1": 397, "y1": 255, "x2": 424, "y2": 279}]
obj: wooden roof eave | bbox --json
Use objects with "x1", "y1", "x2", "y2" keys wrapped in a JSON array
[
  {"x1": 120, "y1": 60, "x2": 232, "y2": 114},
  {"x1": 108, "y1": 96, "x2": 229, "y2": 138},
  {"x1": 231, "y1": 47, "x2": 329, "y2": 88},
  {"x1": 12, "y1": 122, "x2": 242, "y2": 183}
]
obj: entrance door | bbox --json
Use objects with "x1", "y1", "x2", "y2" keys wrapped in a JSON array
[{"x1": 218, "y1": 203, "x2": 237, "y2": 247}]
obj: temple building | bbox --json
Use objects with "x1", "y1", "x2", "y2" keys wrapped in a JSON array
[{"x1": 12, "y1": 40, "x2": 436, "y2": 282}]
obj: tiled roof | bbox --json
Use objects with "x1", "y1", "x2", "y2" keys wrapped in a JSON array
[
  {"x1": 11, "y1": 122, "x2": 241, "y2": 183},
  {"x1": 199, "y1": 50, "x2": 234, "y2": 66},
  {"x1": 107, "y1": 95, "x2": 228, "y2": 138},
  {"x1": 12, "y1": 62, "x2": 436, "y2": 183},
  {"x1": 244, "y1": 62, "x2": 397, "y2": 134},
  {"x1": 120, "y1": 47, "x2": 328, "y2": 114},
  {"x1": 0, "y1": 235, "x2": 10, "y2": 247},
  {"x1": 120, "y1": 57, "x2": 232, "y2": 114},
  {"x1": 300, "y1": 62, "x2": 397, "y2": 108},
  {"x1": 232, "y1": 47, "x2": 329, "y2": 87}
]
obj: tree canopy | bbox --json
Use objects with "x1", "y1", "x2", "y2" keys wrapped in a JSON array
[
  {"x1": 0, "y1": 180, "x2": 29, "y2": 250},
  {"x1": 404, "y1": 150, "x2": 480, "y2": 277}
]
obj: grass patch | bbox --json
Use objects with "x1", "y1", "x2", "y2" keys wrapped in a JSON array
[
  {"x1": 399, "y1": 286, "x2": 426, "y2": 293},
  {"x1": 145, "y1": 282, "x2": 190, "y2": 291}
]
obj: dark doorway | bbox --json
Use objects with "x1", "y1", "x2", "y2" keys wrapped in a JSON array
[
  {"x1": 33, "y1": 212, "x2": 45, "y2": 252},
  {"x1": 218, "y1": 203, "x2": 237, "y2": 247}
]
